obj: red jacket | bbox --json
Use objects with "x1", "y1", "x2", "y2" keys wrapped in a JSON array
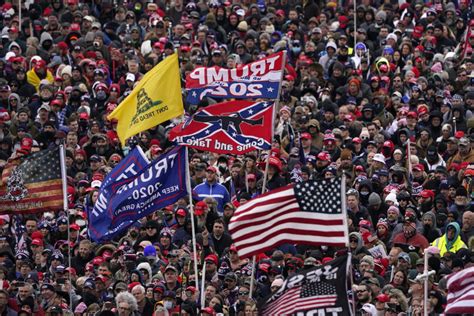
[{"x1": 392, "y1": 232, "x2": 429, "y2": 250}]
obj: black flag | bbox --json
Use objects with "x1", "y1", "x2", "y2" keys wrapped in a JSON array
[{"x1": 260, "y1": 255, "x2": 351, "y2": 316}]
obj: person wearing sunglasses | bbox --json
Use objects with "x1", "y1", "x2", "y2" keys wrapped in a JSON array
[{"x1": 229, "y1": 285, "x2": 251, "y2": 315}]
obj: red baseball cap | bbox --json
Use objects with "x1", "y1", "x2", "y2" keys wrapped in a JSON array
[
  {"x1": 70, "y1": 23, "x2": 81, "y2": 32},
  {"x1": 276, "y1": 9, "x2": 285, "y2": 17},
  {"x1": 31, "y1": 231, "x2": 43, "y2": 240},
  {"x1": 301, "y1": 132, "x2": 312, "y2": 140},
  {"x1": 418, "y1": 107, "x2": 429, "y2": 115},
  {"x1": 186, "y1": 286, "x2": 197, "y2": 293},
  {"x1": 419, "y1": 189, "x2": 435, "y2": 199},
  {"x1": 204, "y1": 254, "x2": 218, "y2": 265},
  {"x1": 247, "y1": 173, "x2": 256, "y2": 181},
  {"x1": 407, "y1": 111, "x2": 418, "y2": 118},
  {"x1": 50, "y1": 99, "x2": 63, "y2": 107},
  {"x1": 352, "y1": 137, "x2": 362, "y2": 144},
  {"x1": 317, "y1": 152, "x2": 331, "y2": 161},
  {"x1": 92, "y1": 256, "x2": 105, "y2": 266},
  {"x1": 413, "y1": 164, "x2": 425, "y2": 172},
  {"x1": 176, "y1": 209, "x2": 186, "y2": 217},
  {"x1": 206, "y1": 166, "x2": 217, "y2": 173},
  {"x1": 194, "y1": 201, "x2": 208, "y2": 216},
  {"x1": 355, "y1": 165, "x2": 364, "y2": 172},
  {"x1": 376, "y1": 294, "x2": 390, "y2": 303},
  {"x1": 31, "y1": 239, "x2": 43, "y2": 246},
  {"x1": 69, "y1": 223, "x2": 80, "y2": 231}
]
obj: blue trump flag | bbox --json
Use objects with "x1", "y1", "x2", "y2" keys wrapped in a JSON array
[{"x1": 88, "y1": 146, "x2": 188, "y2": 242}]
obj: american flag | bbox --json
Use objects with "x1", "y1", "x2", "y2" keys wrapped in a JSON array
[
  {"x1": 262, "y1": 281, "x2": 337, "y2": 315},
  {"x1": 260, "y1": 255, "x2": 351, "y2": 315},
  {"x1": 229, "y1": 177, "x2": 348, "y2": 259},
  {"x1": 445, "y1": 266, "x2": 474, "y2": 314},
  {"x1": 0, "y1": 147, "x2": 63, "y2": 214}
]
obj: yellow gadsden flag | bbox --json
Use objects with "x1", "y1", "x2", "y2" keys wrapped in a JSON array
[{"x1": 108, "y1": 54, "x2": 184, "y2": 146}]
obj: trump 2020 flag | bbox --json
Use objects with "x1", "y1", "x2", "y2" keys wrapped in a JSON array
[
  {"x1": 185, "y1": 51, "x2": 284, "y2": 104},
  {"x1": 229, "y1": 177, "x2": 348, "y2": 259},
  {"x1": 169, "y1": 100, "x2": 274, "y2": 155},
  {"x1": 108, "y1": 54, "x2": 184, "y2": 146},
  {"x1": 260, "y1": 255, "x2": 351, "y2": 315},
  {"x1": 445, "y1": 266, "x2": 474, "y2": 315},
  {"x1": 0, "y1": 147, "x2": 63, "y2": 214},
  {"x1": 88, "y1": 146, "x2": 187, "y2": 242}
]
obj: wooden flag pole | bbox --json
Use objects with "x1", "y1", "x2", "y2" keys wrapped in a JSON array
[{"x1": 184, "y1": 147, "x2": 200, "y2": 296}]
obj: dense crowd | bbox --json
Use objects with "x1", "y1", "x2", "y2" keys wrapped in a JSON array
[{"x1": 0, "y1": 0, "x2": 473, "y2": 315}]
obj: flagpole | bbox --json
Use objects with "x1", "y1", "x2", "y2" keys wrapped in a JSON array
[
  {"x1": 407, "y1": 140, "x2": 412, "y2": 183},
  {"x1": 261, "y1": 50, "x2": 287, "y2": 193},
  {"x1": 353, "y1": 0, "x2": 356, "y2": 52},
  {"x1": 347, "y1": 252, "x2": 355, "y2": 316},
  {"x1": 18, "y1": 0, "x2": 21, "y2": 32},
  {"x1": 340, "y1": 173, "x2": 349, "y2": 247},
  {"x1": 200, "y1": 261, "x2": 206, "y2": 308},
  {"x1": 249, "y1": 51, "x2": 287, "y2": 300},
  {"x1": 184, "y1": 146, "x2": 200, "y2": 296},
  {"x1": 59, "y1": 144, "x2": 72, "y2": 308},
  {"x1": 423, "y1": 250, "x2": 429, "y2": 316}
]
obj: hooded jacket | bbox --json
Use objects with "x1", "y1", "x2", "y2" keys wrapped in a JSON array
[
  {"x1": 421, "y1": 212, "x2": 441, "y2": 243},
  {"x1": 431, "y1": 222, "x2": 467, "y2": 256},
  {"x1": 39, "y1": 32, "x2": 54, "y2": 50},
  {"x1": 7, "y1": 93, "x2": 20, "y2": 112},
  {"x1": 348, "y1": 232, "x2": 367, "y2": 256},
  {"x1": 136, "y1": 262, "x2": 153, "y2": 284}
]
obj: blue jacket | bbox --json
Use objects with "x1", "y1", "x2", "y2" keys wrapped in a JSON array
[{"x1": 194, "y1": 181, "x2": 230, "y2": 214}]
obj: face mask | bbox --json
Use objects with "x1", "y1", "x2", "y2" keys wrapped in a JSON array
[
  {"x1": 96, "y1": 91, "x2": 107, "y2": 100},
  {"x1": 337, "y1": 54, "x2": 348, "y2": 62},
  {"x1": 44, "y1": 131, "x2": 55, "y2": 139},
  {"x1": 164, "y1": 301, "x2": 173, "y2": 309},
  {"x1": 360, "y1": 191, "x2": 369, "y2": 196},
  {"x1": 43, "y1": 41, "x2": 53, "y2": 50},
  {"x1": 292, "y1": 47, "x2": 301, "y2": 54},
  {"x1": 218, "y1": 164, "x2": 227, "y2": 173},
  {"x1": 96, "y1": 146, "x2": 107, "y2": 155},
  {"x1": 70, "y1": 92, "x2": 81, "y2": 101}
]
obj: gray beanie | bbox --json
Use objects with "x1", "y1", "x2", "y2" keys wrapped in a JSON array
[
  {"x1": 376, "y1": 11, "x2": 387, "y2": 22},
  {"x1": 368, "y1": 192, "x2": 382, "y2": 206}
]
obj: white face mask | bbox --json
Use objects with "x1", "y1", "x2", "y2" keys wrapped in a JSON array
[{"x1": 164, "y1": 300, "x2": 173, "y2": 309}]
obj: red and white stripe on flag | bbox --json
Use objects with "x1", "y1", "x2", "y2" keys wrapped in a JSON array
[
  {"x1": 446, "y1": 266, "x2": 474, "y2": 315},
  {"x1": 262, "y1": 287, "x2": 337, "y2": 315},
  {"x1": 229, "y1": 183, "x2": 347, "y2": 259}
]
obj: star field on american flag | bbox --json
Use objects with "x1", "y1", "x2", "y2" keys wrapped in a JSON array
[
  {"x1": 301, "y1": 281, "x2": 337, "y2": 298},
  {"x1": 294, "y1": 178, "x2": 342, "y2": 213},
  {"x1": 19, "y1": 148, "x2": 61, "y2": 183}
]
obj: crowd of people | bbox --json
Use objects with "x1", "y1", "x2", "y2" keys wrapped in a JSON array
[{"x1": 0, "y1": 0, "x2": 473, "y2": 315}]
